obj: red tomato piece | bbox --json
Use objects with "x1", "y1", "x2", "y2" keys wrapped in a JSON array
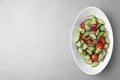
[
  {"x1": 85, "y1": 39, "x2": 92, "y2": 45},
  {"x1": 91, "y1": 27, "x2": 97, "y2": 32},
  {"x1": 95, "y1": 43, "x2": 104, "y2": 49},
  {"x1": 91, "y1": 21, "x2": 98, "y2": 28},
  {"x1": 99, "y1": 37, "x2": 105, "y2": 44},
  {"x1": 80, "y1": 35, "x2": 86, "y2": 41},
  {"x1": 80, "y1": 22, "x2": 84, "y2": 28},
  {"x1": 90, "y1": 54, "x2": 98, "y2": 62}
]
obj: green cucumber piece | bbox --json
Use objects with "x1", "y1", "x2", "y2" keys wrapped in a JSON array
[
  {"x1": 78, "y1": 48, "x2": 83, "y2": 53},
  {"x1": 97, "y1": 19, "x2": 104, "y2": 24},
  {"x1": 76, "y1": 41, "x2": 81, "y2": 47},
  {"x1": 86, "y1": 36, "x2": 91, "y2": 40},
  {"x1": 80, "y1": 53, "x2": 85, "y2": 59},
  {"x1": 95, "y1": 30, "x2": 99, "y2": 36},
  {"x1": 91, "y1": 18, "x2": 96, "y2": 24},
  {"x1": 85, "y1": 25, "x2": 90, "y2": 30},
  {"x1": 84, "y1": 20, "x2": 91, "y2": 25},
  {"x1": 80, "y1": 40, "x2": 84, "y2": 44},
  {"x1": 88, "y1": 46, "x2": 95, "y2": 51},
  {"x1": 83, "y1": 43, "x2": 88, "y2": 50},
  {"x1": 97, "y1": 24, "x2": 102, "y2": 29},
  {"x1": 89, "y1": 45, "x2": 94, "y2": 47},
  {"x1": 87, "y1": 15, "x2": 96, "y2": 20},
  {"x1": 74, "y1": 30, "x2": 80, "y2": 42},
  {"x1": 105, "y1": 37, "x2": 110, "y2": 43},
  {"x1": 85, "y1": 59, "x2": 92, "y2": 64},
  {"x1": 99, "y1": 32, "x2": 104, "y2": 36},
  {"x1": 84, "y1": 32, "x2": 89, "y2": 36},
  {"x1": 85, "y1": 54, "x2": 90, "y2": 59},
  {"x1": 98, "y1": 53, "x2": 104, "y2": 62},
  {"x1": 104, "y1": 44, "x2": 109, "y2": 48},
  {"x1": 100, "y1": 25, "x2": 105, "y2": 31},
  {"x1": 86, "y1": 49, "x2": 92, "y2": 54},
  {"x1": 89, "y1": 33, "x2": 96, "y2": 39},
  {"x1": 102, "y1": 50, "x2": 107, "y2": 58},
  {"x1": 78, "y1": 28, "x2": 83, "y2": 32},
  {"x1": 91, "y1": 62, "x2": 99, "y2": 67},
  {"x1": 103, "y1": 31, "x2": 108, "y2": 36},
  {"x1": 99, "y1": 31, "x2": 108, "y2": 36},
  {"x1": 95, "y1": 48, "x2": 101, "y2": 54},
  {"x1": 92, "y1": 39, "x2": 97, "y2": 44},
  {"x1": 81, "y1": 29, "x2": 85, "y2": 34}
]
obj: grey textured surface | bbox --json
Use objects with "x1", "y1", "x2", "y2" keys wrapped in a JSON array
[{"x1": 0, "y1": 0, "x2": 119, "y2": 80}]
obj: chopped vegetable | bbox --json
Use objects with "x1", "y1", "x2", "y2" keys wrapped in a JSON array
[
  {"x1": 76, "y1": 41, "x2": 81, "y2": 47},
  {"x1": 80, "y1": 22, "x2": 84, "y2": 28},
  {"x1": 91, "y1": 62, "x2": 99, "y2": 67},
  {"x1": 90, "y1": 54, "x2": 98, "y2": 62},
  {"x1": 74, "y1": 30, "x2": 80, "y2": 42},
  {"x1": 95, "y1": 43, "x2": 104, "y2": 49}
]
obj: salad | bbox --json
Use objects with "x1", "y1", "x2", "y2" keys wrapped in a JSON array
[{"x1": 74, "y1": 15, "x2": 110, "y2": 67}]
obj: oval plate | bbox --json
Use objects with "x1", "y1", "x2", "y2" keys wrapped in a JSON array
[{"x1": 70, "y1": 6, "x2": 114, "y2": 75}]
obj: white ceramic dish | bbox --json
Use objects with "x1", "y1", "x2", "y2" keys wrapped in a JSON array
[{"x1": 70, "y1": 6, "x2": 114, "y2": 75}]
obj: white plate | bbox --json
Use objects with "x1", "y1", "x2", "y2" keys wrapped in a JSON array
[{"x1": 70, "y1": 6, "x2": 114, "y2": 75}]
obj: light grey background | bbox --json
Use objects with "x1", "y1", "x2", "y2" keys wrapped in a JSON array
[{"x1": 0, "y1": 0, "x2": 119, "y2": 80}]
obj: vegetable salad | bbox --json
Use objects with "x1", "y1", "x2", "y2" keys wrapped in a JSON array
[{"x1": 74, "y1": 15, "x2": 110, "y2": 67}]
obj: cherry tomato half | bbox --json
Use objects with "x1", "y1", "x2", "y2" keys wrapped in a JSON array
[
  {"x1": 85, "y1": 39, "x2": 92, "y2": 45},
  {"x1": 80, "y1": 22, "x2": 84, "y2": 29},
  {"x1": 91, "y1": 21, "x2": 98, "y2": 28},
  {"x1": 80, "y1": 35, "x2": 86, "y2": 41},
  {"x1": 95, "y1": 43, "x2": 104, "y2": 49},
  {"x1": 90, "y1": 54, "x2": 98, "y2": 62},
  {"x1": 99, "y1": 37, "x2": 105, "y2": 44},
  {"x1": 91, "y1": 27, "x2": 97, "y2": 32}
]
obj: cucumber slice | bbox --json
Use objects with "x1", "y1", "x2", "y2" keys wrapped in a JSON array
[
  {"x1": 91, "y1": 62, "x2": 99, "y2": 67},
  {"x1": 100, "y1": 25, "x2": 105, "y2": 31},
  {"x1": 78, "y1": 28, "x2": 83, "y2": 32},
  {"x1": 91, "y1": 18, "x2": 96, "y2": 24},
  {"x1": 102, "y1": 50, "x2": 107, "y2": 58},
  {"x1": 86, "y1": 49, "x2": 92, "y2": 54},
  {"x1": 89, "y1": 44, "x2": 94, "y2": 47},
  {"x1": 98, "y1": 53, "x2": 104, "y2": 62},
  {"x1": 105, "y1": 37, "x2": 110, "y2": 43},
  {"x1": 88, "y1": 46, "x2": 95, "y2": 51},
  {"x1": 85, "y1": 54, "x2": 90, "y2": 59},
  {"x1": 83, "y1": 43, "x2": 88, "y2": 50},
  {"x1": 84, "y1": 32, "x2": 89, "y2": 36},
  {"x1": 92, "y1": 39, "x2": 97, "y2": 44},
  {"x1": 85, "y1": 59, "x2": 92, "y2": 64},
  {"x1": 99, "y1": 32, "x2": 104, "y2": 36},
  {"x1": 97, "y1": 33, "x2": 101, "y2": 39},
  {"x1": 99, "y1": 31, "x2": 108, "y2": 36},
  {"x1": 84, "y1": 19, "x2": 91, "y2": 25},
  {"x1": 85, "y1": 25, "x2": 90, "y2": 30},
  {"x1": 87, "y1": 15, "x2": 96, "y2": 20},
  {"x1": 97, "y1": 19, "x2": 104, "y2": 24},
  {"x1": 95, "y1": 48, "x2": 101, "y2": 54},
  {"x1": 81, "y1": 29, "x2": 85, "y2": 34},
  {"x1": 103, "y1": 31, "x2": 108, "y2": 36},
  {"x1": 78, "y1": 48, "x2": 83, "y2": 53},
  {"x1": 86, "y1": 36, "x2": 91, "y2": 40},
  {"x1": 74, "y1": 30, "x2": 80, "y2": 42},
  {"x1": 95, "y1": 30, "x2": 99, "y2": 36},
  {"x1": 76, "y1": 41, "x2": 81, "y2": 47},
  {"x1": 89, "y1": 33, "x2": 96, "y2": 39},
  {"x1": 80, "y1": 40, "x2": 84, "y2": 44},
  {"x1": 97, "y1": 24, "x2": 102, "y2": 29},
  {"x1": 80, "y1": 53, "x2": 85, "y2": 59},
  {"x1": 104, "y1": 44, "x2": 109, "y2": 48}
]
